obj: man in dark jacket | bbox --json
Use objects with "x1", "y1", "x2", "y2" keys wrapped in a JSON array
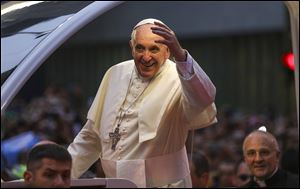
[{"x1": 242, "y1": 129, "x2": 299, "y2": 188}]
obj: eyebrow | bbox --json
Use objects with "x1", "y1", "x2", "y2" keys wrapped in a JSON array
[
  {"x1": 246, "y1": 148, "x2": 271, "y2": 153},
  {"x1": 135, "y1": 44, "x2": 144, "y2": 48},
  {"x1": 44, "y1": 168, "x2": 57, "y2": 173},
  {"x1": 44, "y1": 168, "x2": 69, "y2": 173},
  {"x1": 135, "y1": 44, "x2": 160, "y2": 50},
  {"x1": 150, "y1": 46, "x2": 160, "y2": 50}
]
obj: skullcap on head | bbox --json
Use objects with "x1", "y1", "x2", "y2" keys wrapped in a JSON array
[
  {"x1": 258, "y1": 126, "x2": 267, "y2": 132},
  {"x1": 133, "y1": 18, "x2": 167, "y2": 30}
]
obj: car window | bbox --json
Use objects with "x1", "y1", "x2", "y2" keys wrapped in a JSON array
[{"x1": 1, "y1": 1, "x2": 93, "y2": 84}]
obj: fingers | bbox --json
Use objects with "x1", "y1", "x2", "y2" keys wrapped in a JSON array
[
  {"x1": 151, "y1": 22, "x2": 181, "y2": 53},
  {"x1": 153, "y1": 21, "x2": 172, "y2": 32},
  {"x1": 152, "y1": 28, "x2": 176, "y2": 47},
  {"x1": 154, "y1": 39, "x2": 168, "y2": 46},
  {"x1": 151, "y1": 21, "x2": 175, "y2": 38},
  {"x1": 152, "y1": 28, "x2": 173, "y2": 46},
  {"x1": 151, "y1": 24, "x2": 174, "y2": 36},
  {"x1": 151, "y1": 27, "x2": 173, "y2": 40}
]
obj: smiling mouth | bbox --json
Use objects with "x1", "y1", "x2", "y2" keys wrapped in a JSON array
[
  {"x1": 141, "y1": 60, "x2": 156, "y2": 67},
  {"x1": 254, "y1": 165, "x2": 265, "y2": 169}
]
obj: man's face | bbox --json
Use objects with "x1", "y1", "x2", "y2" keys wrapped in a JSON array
[
  {"x1": 243, "y1": 135, "x2": 279, "y2": 180},
  {"x1": 24, "y1": 158, "x2": 71, "y2": 188},
  {"x1": 130, "y1": 24, "x2": 170, "y2": 78}
]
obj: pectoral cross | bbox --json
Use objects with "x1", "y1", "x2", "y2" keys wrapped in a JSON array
[{"x1": 109, "y1": 125, "x2": 121, "y2": 150}]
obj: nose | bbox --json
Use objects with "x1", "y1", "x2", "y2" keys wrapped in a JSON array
[
  {"x1": 53, "y1": 176, "x2": 66, "y2": 187},
  {"x1": 254, "y1": 152, "x2": 263, "y2": 162},
  {"x1": 142, "y1": 51, "x2": 152, "y2": 62}
]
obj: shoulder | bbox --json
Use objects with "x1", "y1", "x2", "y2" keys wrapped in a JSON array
[
  {"x1": 104, "y1": 60, "x2": 134, "y2": 76},
  {"x1": 162, "y1": 59, "x2": 177, "y2": 76},
  {"x1": 285, "y1": 171, "x2": 299, "y2": 187},
  {"x1": 111, "y1": 60, "x2": 134, "y2": 69},
  {"x1": 268, "y1": 169, "x2": 299, "y2": 187},
  {"x1": 166, "y1": 59, "x2": 176, "y2": 68}
]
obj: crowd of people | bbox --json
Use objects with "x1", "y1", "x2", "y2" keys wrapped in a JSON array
[
  {"x1": 1, "y1": 84, "x2": 86, "y2": 146},
  {"x1": 192, "y1": 105, "x2": 298, "y2": 187},
  {"x1": 1, "y1": 84, "x2": 298, "y2": 187},
  {"x1": 1, "y1": 84, "x2": 88, "y2": 181}
]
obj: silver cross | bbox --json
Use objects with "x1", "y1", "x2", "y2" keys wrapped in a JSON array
[{"x1": 109, "y1": 126, "x2": 121, "y2": 150}]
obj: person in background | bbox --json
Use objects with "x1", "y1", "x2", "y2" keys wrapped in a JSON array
[
  {"x1": 233, "y1": 161, "x2": 252, "y2": 187},
  {"x1": 24, "y1": 142, "x2": 72, "y2": 188},
  {"x1": 189, "y1": 150, "x2": 210, "y2": 188},
  {"x1": 242, "y1": 130, "x2": 299, "y2": 187},
  {"x1": 218, "y1": 161, "x2": 236, "y2": 187}
]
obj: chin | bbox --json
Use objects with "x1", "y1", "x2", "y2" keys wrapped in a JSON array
[
  {"x1": 254, "y1": 172, "x2": 268, "y2": 179},
  {"x1": 141, "y1": 73, "x2": 154, "y2": 78},
  {"x1": 139, "y1": 70, "x2": 155, "y2": 78}
]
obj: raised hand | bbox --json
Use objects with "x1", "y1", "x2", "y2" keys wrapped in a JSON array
[{"x1": 151, "y1": 21, "x2": 187, "y2": 62}]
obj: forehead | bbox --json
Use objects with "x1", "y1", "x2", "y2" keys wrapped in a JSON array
[
  {"x1": 38, "y1": 158, "x2": 71, "y2": 171},
  {"x1": 135, "y1": 24, "x2": 165, "y2": 42},
  {"x1": 245, "y1": 134, "x2": 274, "y2": 150}
]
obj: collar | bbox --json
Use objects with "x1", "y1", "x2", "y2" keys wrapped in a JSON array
[
  {"x1": 253, "y1": 177, "x2": 267, "y2": 187},
  {"x1": 253, "y1": 166, "x2": 279, "y2": 187}
]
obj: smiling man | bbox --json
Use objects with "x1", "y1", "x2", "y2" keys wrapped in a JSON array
[
  {"x1": 242, "y1": 130, "x2": 299, "y2": 188},
  {"x1": 130, "y1": 19, "x2": 186, "y2": 78},
  {"x1": 68, "y1": 18, "x2": 217, "y2": 188}
]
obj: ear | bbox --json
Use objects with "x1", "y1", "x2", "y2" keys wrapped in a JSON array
[
  {"x1": 165, "y1": 47, "x2": 171, "y2": 59},
  {"x1": 129, "y1": 40, "x2": 135, "y2": 57},
  {"x1": 276, "y1": 151, "x2": 281, "y2": 161},
  {"x1": 24, "y1": 171, "x2": 33, "y2": 182}
]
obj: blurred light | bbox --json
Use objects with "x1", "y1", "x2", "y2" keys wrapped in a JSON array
[
  {"x1": 282, "y1": 53, "x2": 295, "y2": 71},
  {"x1": 1, "y1": 1, "x2": 44, "y2": 16}
]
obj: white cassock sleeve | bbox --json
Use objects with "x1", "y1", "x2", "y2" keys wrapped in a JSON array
[
  {"x1": 176, "y1": 51, "x2": 216, "y2": 107},
  {"x1": 67, "y1": 120, "x2": 101, "y2": 178},
  {"x1": 174, "y1": 51, "x2": 217, "y2": 131}
]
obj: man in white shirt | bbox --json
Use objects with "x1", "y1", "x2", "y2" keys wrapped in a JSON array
[{"x1": 68, "y1": 18, "x2": 217, "y2": 187}]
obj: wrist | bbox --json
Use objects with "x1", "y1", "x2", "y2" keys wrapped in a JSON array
[{"x1": 174, "y1": 49, "x2": 187, "y2": 62}]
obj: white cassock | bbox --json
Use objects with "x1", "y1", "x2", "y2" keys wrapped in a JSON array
[{"x1": 68, "y1": 52, "x2": 217, "y2": 188}]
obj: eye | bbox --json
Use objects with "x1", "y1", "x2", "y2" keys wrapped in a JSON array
[
  {"x1": 260, "y1": 149, "x2": 271, "y2": 157},
  {"x1": 62, "y1": 173, "x2": 70, "y2": 180},
  {"x1": 150, "y1": 47, "x2": 159, "y2": 53},
  {"x1": 246, "y1": 150, "x2": 255, "y2": 157},
  {"x1": 135, "y1": 45, "x2": 144, "y2": 52},
  {"x1": 44, "y1": 172, "x2": 55, "y2": 179}
]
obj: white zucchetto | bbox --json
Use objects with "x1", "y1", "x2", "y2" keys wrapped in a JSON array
[{"x1": 133, "y1": 18, "x2": 167, "y2": 30}]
